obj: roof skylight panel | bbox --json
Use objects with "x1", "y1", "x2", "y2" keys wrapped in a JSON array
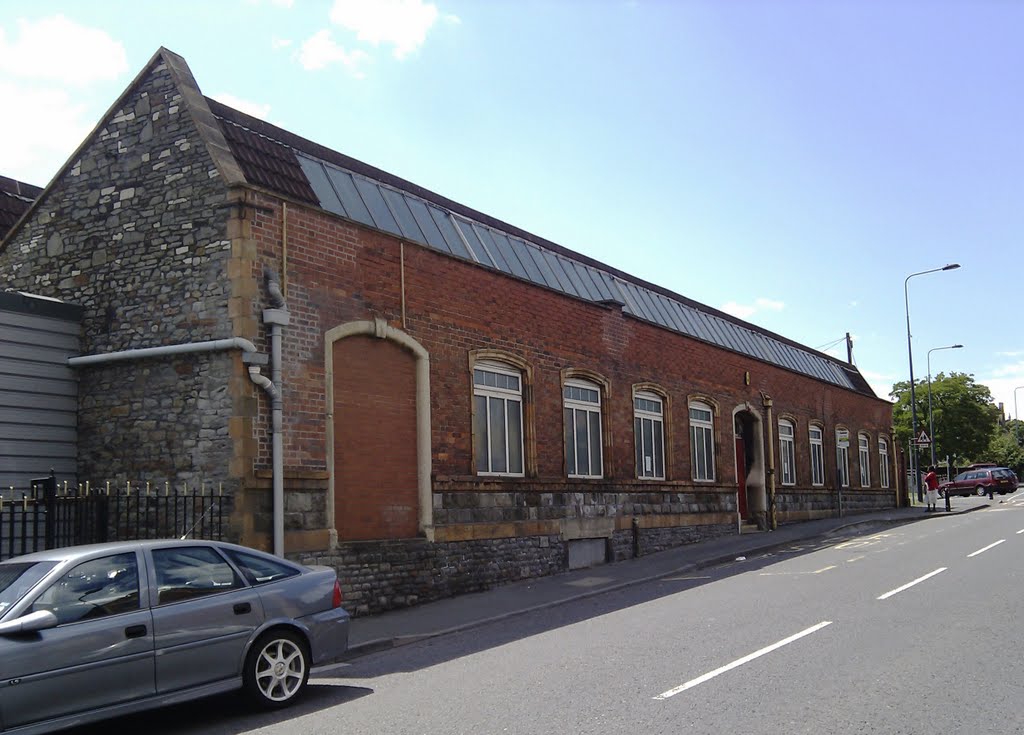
[{"x1": 353, "y1": 179, "x2": 402, "y2": 236}]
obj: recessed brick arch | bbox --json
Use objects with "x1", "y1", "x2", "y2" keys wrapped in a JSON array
[{"x1": 325, "y1": 318, "x2": 432, "y2": 543}]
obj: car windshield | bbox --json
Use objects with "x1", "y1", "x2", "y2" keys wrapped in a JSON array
[{"x1": 0, "y1": 561, "x2": 58, "y2": 618}]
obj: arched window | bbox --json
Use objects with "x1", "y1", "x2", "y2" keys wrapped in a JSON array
[
  {"x1": 809, "y1": 424, "x2": 825, "y2": 486},
  {"x1": 473, "y1": 360, "x2": 524, "y2": 476},
  {"x1": 635, "y1": 390, "x2": 665, "y2": 480},
  {"x1": 879, "y1": 437, "x2": 890, "y2": 489},
  {"x1": 564, "y1": 378, "x2": 603, "y2": 478},
  {"x1": 858, "y1": 432, "x2": 871, "y2": 487},
  {"x1": 689, "y1": 401, "x2": 715, "y2": 481},
  {"x1": 778, "y1": 419, "x2": 796, "y2": 486}
]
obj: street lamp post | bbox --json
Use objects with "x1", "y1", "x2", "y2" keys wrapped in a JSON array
[
  {"x1": 905, "y1": 264, "x2": 960, "y2": 504},
  {"x1": 927, "y1": 344, "x2": 963, "y2": 467},
  {"x1": 1015, "y1": 385, "x2": 1024, "y2": 422}
]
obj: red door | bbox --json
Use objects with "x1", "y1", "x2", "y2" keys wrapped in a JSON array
[{"x1": 735, "y1": 436, "x2": 748, "y2": 517}]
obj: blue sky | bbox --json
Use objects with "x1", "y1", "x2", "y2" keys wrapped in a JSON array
[{"x1": 2, "y1": 0, "x2": 1022, "y2": 417}]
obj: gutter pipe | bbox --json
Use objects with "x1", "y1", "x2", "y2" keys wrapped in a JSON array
[{"x1": 68, "y1": 337, "x2": 260, "y2": 366}]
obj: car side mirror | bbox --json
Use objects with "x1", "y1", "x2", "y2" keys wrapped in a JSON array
[{"x1": 0, "y1": 609, "x2": 59, "y2": 636}]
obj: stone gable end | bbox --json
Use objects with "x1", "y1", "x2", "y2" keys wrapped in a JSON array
[{"x1": 0, "y1": 54, "x2": 245, "y2": 515}]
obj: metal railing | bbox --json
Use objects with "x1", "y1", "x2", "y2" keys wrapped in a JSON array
[{"x1": 1, "y1": 474, "x2": 225, "y2": 561}]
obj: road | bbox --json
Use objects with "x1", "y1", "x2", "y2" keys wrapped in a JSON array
[{"x1": 69, "y1": 492, "x2": 1024, "y2": 734}]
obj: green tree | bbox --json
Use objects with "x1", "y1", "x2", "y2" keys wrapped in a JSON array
[
  {"x1": 890, "y1": 372, "x2": 1000, "y2": 464},
  {"x1": 988, "y1": 421, "x2": 1024, "y2": 474}
]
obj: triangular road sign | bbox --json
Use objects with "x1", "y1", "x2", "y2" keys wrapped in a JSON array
[{"x1": 916, "y1": 430, "x2": 931, "y2": 445}]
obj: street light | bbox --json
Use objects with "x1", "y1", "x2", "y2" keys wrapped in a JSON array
[
  {"x1": 905, "y1": 263, "x2": 960, "y2": 503},
  {"x1": 1015, "y1": 386, "x2": 1024, "y2": 422},
  {"x1": 927, "y1": 344, "x2": 963, "y2": 467}
]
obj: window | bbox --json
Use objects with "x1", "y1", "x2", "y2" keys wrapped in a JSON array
[
  {"x1": 836, "y1": 429, "x2": 851, "y2": 487},
  {"x1": 31, "y1": 553, "x2": 139, "y2": 625},
  {"x1": 473, "y1": 361, "x2": 524, "y2": 476},
  {"x1": 152, "y1": 546, "x2": 244, "y2": 605},
  {"x1": 564, "y1": 379, "x2": 603, "y2": 478},
  {"x1": 635, "y1": 391, "x2": 665, "y2": 480},
  {"x1": 858, "y1": 433, "x2": 871, "y2": 487},
  {"x1": 690, "y1": 401, "x2": 715, "y2": 481},
  {"x1": 225, "y1": 549, "x2": 300, "y2": 585},
  {"x1": 810, "y1": 425, "x2": 825, "y2": 486},
  {"x1": 879, "y1": 437, "x2": 890, "y2": 488},
  {"x1": 779, "y1": 419, "x2": 796, "y2": 486}
]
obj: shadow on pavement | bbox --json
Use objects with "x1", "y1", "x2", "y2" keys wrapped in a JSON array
[
  {"x1": 64, "y1": 683, "x2": 373, "y2": 735},
  {"x1": 332, "y1": 527, "x2": 891, "y2": 678}
]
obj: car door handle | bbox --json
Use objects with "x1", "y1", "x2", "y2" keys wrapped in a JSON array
[
  {"x1": 233, "y1": 602, "x2": 252, "y2": 615},
  {"x1": 124, "y1": 624, "x2": 148, "y2": 639}
]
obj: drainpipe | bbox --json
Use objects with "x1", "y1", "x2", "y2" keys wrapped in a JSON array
[
  {"x1": 262, "y1": 268, "x2": 289, "y2": 557},
  {"x1": 68, "y1": 337, "x2": 260, "y2": 366},
  {"x1": 761, "y1": 392, "x2": 777, "y2": 530}
]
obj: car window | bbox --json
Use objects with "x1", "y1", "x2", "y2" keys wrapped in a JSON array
[
  {"x1": 0, "y1": 561, "x2": 58, "y2": 618},
  {"x1": 30, "y1": 553, "x2": 139, "y2": 625},
  {"x1": 954, "y1": 473, "x2": 968, "y2": 482},
  {"x1": 152, "y1": 546, "x2": 244, "y2": 605},
  {"x1": 225, "y1": 549, "x2": 300, "y2": 585}
]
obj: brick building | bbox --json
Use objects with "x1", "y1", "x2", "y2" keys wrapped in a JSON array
[{"x1": 0, "y1": 49, "x2": 895, "y2": 614}]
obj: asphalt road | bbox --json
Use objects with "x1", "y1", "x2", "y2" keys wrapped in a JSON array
[{"x1": 68, "y1": 492, "x2": 1024, "y2": 735}]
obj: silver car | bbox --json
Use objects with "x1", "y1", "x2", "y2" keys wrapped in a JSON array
[{"x1": 0, "y1": 539, "x2": 350, "y2": 734}]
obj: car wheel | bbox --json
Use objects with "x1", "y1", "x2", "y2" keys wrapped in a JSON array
[
  {"x1": 244, "y1": 629, "x2": 310, "y2": 708},
  {"x1": 976, "y1": 485, "x2": 986, "y2": 497}
]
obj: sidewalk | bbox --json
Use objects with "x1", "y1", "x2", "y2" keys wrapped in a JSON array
[{"x1": 343, "y1": 497, "x2": 991, "y2": 659}]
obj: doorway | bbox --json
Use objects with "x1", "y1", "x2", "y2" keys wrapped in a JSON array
[{"x1": 733, "y1": 408, "x2": 767, "y2": 527}]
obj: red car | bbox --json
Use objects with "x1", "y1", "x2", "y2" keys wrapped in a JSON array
[{"x1": 939, "y1": 466, "x2": 1019, "y2": 497}]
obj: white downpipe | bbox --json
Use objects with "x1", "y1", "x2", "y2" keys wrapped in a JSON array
[{"x1": 263, "y1": 270, "x2": 289, "y2": 558}]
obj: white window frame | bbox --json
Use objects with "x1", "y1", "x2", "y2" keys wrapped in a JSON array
[
  {"x1": 879, "y1": 437, "x2": 890, "y2": 489},
  {"x1": 779, "y1": 419, "x2": 796, "y2": 486},
  {"x1": 809, "y1": 425, "x2": 825, "y2": 486},
  {"x1": 836, "y1": 429, "x2": 851, "y2": 488},
  {"x1": 473, "y1": 361, "x2": 524, "y2": 477},
  {"x1": 858, "y1": 433, "x2": 871, "y2": 487},
  {"x1": 634, "y1": 391, "x2": 665, "y2": 480},
  {"x1": 689, "y1": 401, "x2": 716, "y2": 482},
  {"x1": 564, "y1": 378, "x2": 603, "y2": 479}
]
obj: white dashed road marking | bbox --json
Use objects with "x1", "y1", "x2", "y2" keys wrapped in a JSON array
[
  {"x1": 877, "y1": 568, "x2": 946, "y2": 600},
  {"x1": 967, "y1": 540, "x2": 1005, "y2": 557},
  {"x1": 653, "y1": 621, "x2": 832, "y2": 700}
]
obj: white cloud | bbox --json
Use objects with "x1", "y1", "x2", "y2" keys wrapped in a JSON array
[
  {"x1": 296, "y1": 29, "x2": 370, "y2": 75},
  {"x1": 0, "y1": 80, "x2": 93, "y2": 185},
  {"x1": 210, "y1": 93, "x2": 272, "y2": 122},
  {"x1": 0, "y1": 15, "x2": 127, "y2": 85},
  {"x1": 0, "y1": 16, "x2": 128, "y2": 182},
  {"x1": 720, "y1": 297, "x2": 785, "y2": 320},
  {"x1": 328, "y1": 0, "x2": 454, "y2": 59},
  {"x1": 272, "y1": 37, "x2": 294, "y2": 50},
  {"x1": 990, "y1": 360, "x2": 1024, "y2": 379}
]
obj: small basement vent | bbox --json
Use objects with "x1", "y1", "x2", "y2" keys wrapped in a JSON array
[
  {"x1": 568, "y1": 538, "x2": 608, "y2": 570},
  {"x1": 0, "y1": 292, "x2": 82, "y2": 496}
]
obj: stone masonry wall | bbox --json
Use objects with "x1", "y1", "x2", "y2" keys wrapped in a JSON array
[{"x1": 0, "y1": 58, "x2": 240, "y2": 518}]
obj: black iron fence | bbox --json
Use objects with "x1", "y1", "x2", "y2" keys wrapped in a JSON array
[{"x1": 1, "y1": 474, "x2": 225, "y2": 561}]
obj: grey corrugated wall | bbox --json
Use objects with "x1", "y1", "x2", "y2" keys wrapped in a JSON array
[{"x1": 0, "y1": 292, "x2": 82, "y2": 496}]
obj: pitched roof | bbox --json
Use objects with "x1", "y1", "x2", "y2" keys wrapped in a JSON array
[
  {"x1": 0, "y1": 175, "x2": 42, "y2": 241},
  {"x1": 205, "y1": 99, "x2": 879, "y2": 399}
]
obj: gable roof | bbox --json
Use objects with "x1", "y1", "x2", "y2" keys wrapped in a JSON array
[{"x1": 0, "y1": 175, "x2": 42, "y2": 241}]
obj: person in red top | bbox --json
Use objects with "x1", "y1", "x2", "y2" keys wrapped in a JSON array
[{"x1": 924, "y1": 466, "x2": 940, "y2": 512}]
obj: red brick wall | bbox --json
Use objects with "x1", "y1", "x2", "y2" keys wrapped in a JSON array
[
  {"x1": 247, "y1": 193, "x2": 893, "y2": 496},
  {"x1": 333, "y1": 334, "x2": 418, "y2": 540}
]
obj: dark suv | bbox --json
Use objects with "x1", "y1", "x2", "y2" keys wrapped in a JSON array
[{"x1": 939, "y1": 466, "x2": 1019, "y2": 497}]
